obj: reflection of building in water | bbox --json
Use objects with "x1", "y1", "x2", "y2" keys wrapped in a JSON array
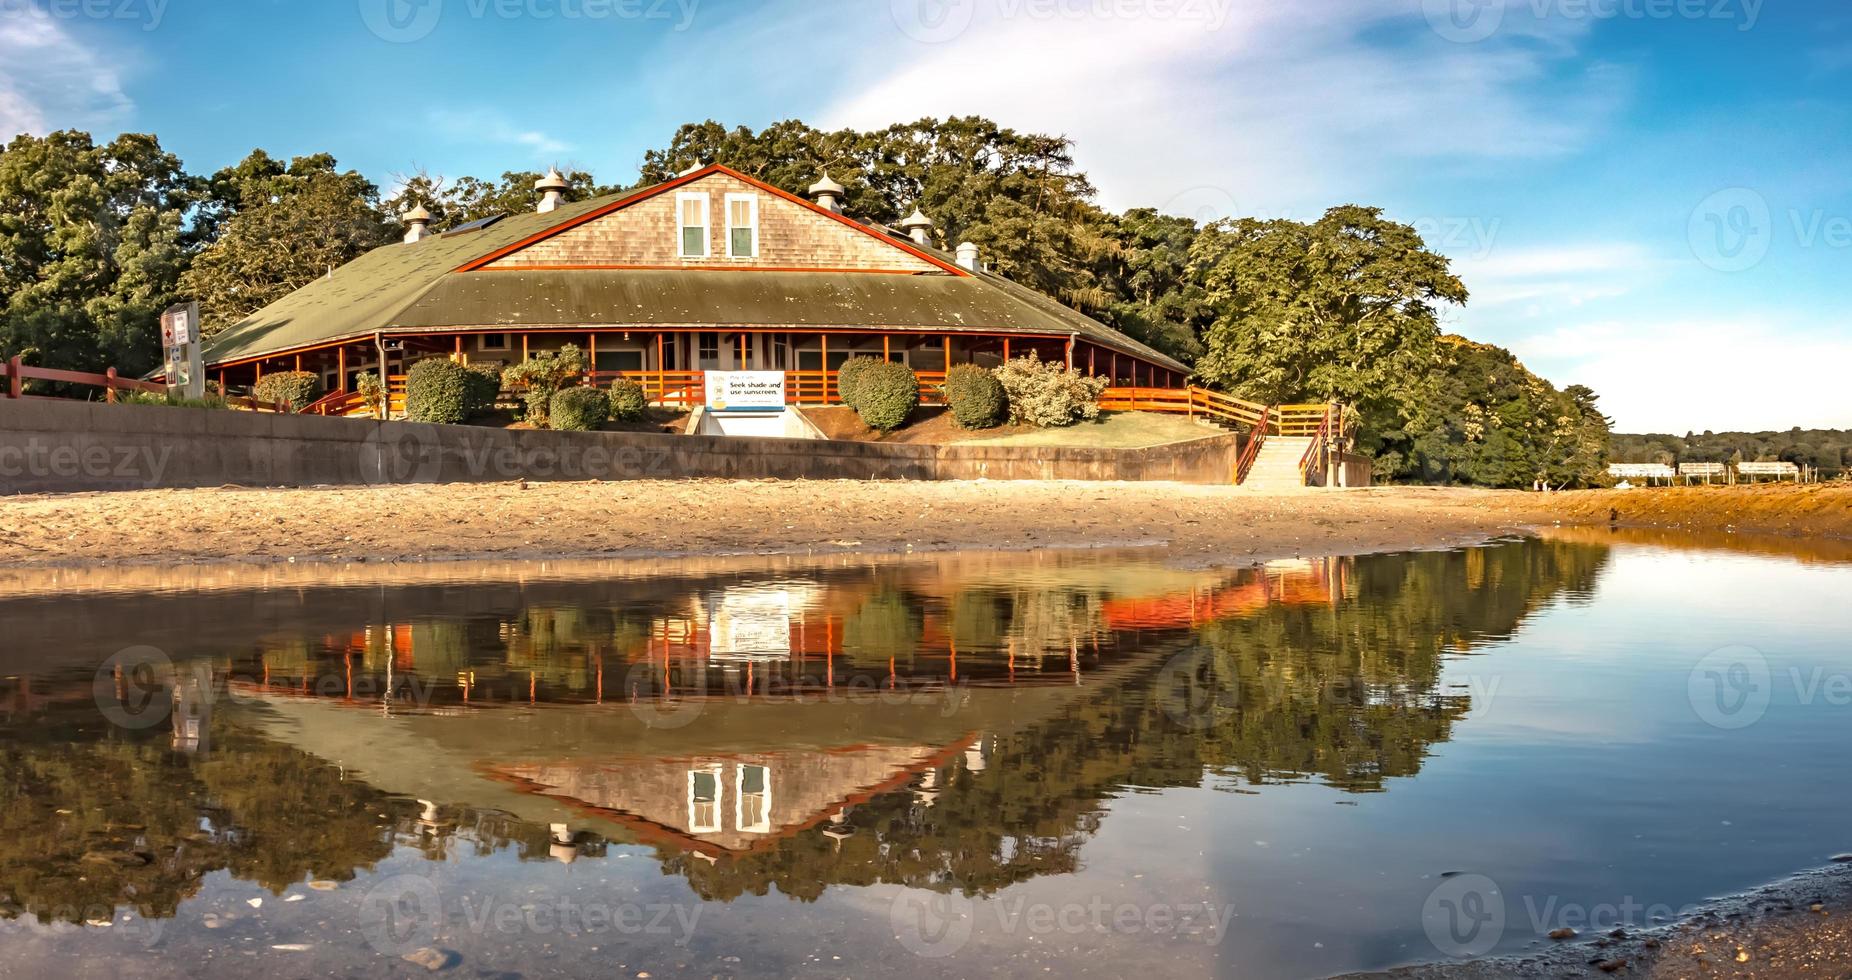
[
  {"x1": 490, "y1": 738, "x2": 972, "y2": 856},
  {"x1": 223, "y1": 556, "x2": 1354, "y2": 709},
  {"x1": 703, "y1": 582, "x2": 818, "y2": 662}
]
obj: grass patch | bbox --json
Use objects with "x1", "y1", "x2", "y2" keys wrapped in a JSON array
[{"x1": 805, "y1": 407, "x2": 1226, "y2": 448}]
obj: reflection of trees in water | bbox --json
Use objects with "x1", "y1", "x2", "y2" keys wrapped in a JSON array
[
  {"x1": 0, "y1": 540, "x2": 1612, "y2": 920},
  {"x1": 0, "y1": 715, "x2": 411, "y2": 926},
  {"x1": 0, "y1": 711, "x2": 571, "y2": 928},
  {"x1": 665, "y1": 539, "x2": 1610, "y2": 899},
  {"x1": 1159, "y1": 539, "x2": 1609, "y2": 791}
]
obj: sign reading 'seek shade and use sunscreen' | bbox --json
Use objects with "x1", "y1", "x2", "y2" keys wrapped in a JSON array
[{"x1": 705, "y1": 371, "x2": 786, "y2": 413}]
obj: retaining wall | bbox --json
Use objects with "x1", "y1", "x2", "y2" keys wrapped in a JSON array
[{"x1": 0, "y1": 399, "x2": 1240, "y2": 493}]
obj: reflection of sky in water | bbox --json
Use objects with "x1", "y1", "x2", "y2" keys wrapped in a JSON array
[{"x1": 1, "y1": 538, "x2": 1849, "y2": 978}]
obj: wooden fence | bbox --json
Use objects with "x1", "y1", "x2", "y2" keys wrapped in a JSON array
[{"x1": 4, "y1": 355, "x2": 166, "y2": 403}]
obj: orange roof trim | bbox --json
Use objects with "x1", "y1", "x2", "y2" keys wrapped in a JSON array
[{"x1": 455, "y1": 164, "x2": 972, "y2": 277}]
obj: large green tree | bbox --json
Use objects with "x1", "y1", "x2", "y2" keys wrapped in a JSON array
[
  {"x1": 1377, "y1": 336, "x2": 1611, "y2": 488},
  {"x1": 1188, "y1": 206, "x2": 1469, "y2": 415},
  {"x1": 179, "y1": 152, "x2": 392, "y2": 334},
  {"x1": 0, "y1": 131, "x2": 195, "y2": 374}
]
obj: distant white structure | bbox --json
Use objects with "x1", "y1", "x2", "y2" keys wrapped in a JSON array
[
  {"x1": 1608, "y1": 463, "x2": 1677, "y2": 486},
  {"x1": 1737, "y1": 461, "x2": 1801, "y2": 483}
]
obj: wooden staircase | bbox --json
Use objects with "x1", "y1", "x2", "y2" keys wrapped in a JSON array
[{"x1": 1240, "y1": 436, "x2": 1317, "y2": 491}]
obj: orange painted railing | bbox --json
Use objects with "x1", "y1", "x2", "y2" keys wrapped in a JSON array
[
  {"x1": 1235, "y1": 407, "x2": 1271, "y2": 485},
  {"x1": 1274, "y1": 404, "x2": 1334, "y2": 437},
  {"x1": 1098, "y1": 386, "x2": 1270, "y2": 431},
  {"x1": 303, "y1": 389, "x2": 370, "y2": 417},
  {"x1": 1299, "y1": 406, "x2": 1334, "y2": 486}
]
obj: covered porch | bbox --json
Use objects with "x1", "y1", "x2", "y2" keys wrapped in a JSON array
[{"x1": 209, "y1": 327, "x2": 1192, "y2": 417}]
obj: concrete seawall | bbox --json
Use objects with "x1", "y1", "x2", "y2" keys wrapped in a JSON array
[{"x1": 0, "y1": 399, "x2": 1240, "y2": 493}]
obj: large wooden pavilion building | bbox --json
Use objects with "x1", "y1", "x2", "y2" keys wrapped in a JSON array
[{"x1": 202, "y1": 164, "x2": 1191, "y2": 414}]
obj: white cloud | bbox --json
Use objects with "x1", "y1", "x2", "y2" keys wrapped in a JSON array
[
  {"x1": 816, "y1": 0, "x2": 1624, "y2": 215},
  {"x1": 1510, "y1": 316, "x2": 1852, "y2": 433},
  {"x1": 0, "y1": 4, "x2": 133, "y2": 137},
  {"x1": 428, "y1": 109, "x2": 572, "y2": 160},
  {"x1": 1450, "y1": 242, "x2": 1660, "y2": 310}
]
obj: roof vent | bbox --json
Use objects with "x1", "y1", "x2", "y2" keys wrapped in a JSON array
[
  {"x1": 955, "y1": 241, "x2": 981, "y2": 272},
  {"x1": 402, "y1": 204, "x2": 432, "y2": 244},
  {"x1": 534, "y1": 167, "x2": 569, "y2": 214},
  {"x1": 808, "y1": 173, "x2": 846, "y2": 213},
  {"x1": 899, "y1": 207, "x2": 934, "y2": 247}
]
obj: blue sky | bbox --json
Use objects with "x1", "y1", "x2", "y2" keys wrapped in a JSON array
[{"x1": 3, "y1": 0, "x2": 1847, "y2": 432}]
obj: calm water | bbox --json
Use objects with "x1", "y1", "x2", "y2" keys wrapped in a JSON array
[{"x1": 2, "y1": 535, "x2": 1850, "y2": 978}]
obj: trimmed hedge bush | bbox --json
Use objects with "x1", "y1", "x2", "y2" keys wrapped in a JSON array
[
  {"x1": 550, "y1": 385, "x2": 610, "y2": 432},
  {"x1": 854, "y1": 361, "x2": 920, "y2": 431},
  {"x1": 252, "y1": 371, "x2": 320, "y2": 412},
  {"x1": 834, "y1": 355, "x2": 885, "y2": 409},
  {"x1": 993, "y1": 353, "x2": 1109, "y2": 428},
  {"x1": 404, "y1": 359, "x2": 473, "y2": 424},
  {"x1": 943, "y1": 363, "x2": 1006, "y2": 429},
  {"x1": 608, "y1": 378, "x2": 648, "y2": 421},
  {"x1": 463, "y1": 363, "x2": 503, "y2": 414}
]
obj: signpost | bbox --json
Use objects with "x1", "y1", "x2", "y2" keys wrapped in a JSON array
[
  {"x1": 703, "y1": 371, "x2": 786, "y2": 413},
  {"x1": 160, "y1": 301, "x2": 205, "y2": 399}
]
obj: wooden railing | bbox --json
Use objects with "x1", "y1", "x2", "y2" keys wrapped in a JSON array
[
  {"x1": 302, "y1": 389, "x2": 369, "y2": 417},
  {"x1": 1235, "y1": 407, "x2": 1271, "y2": 485},
  {"x1": 4, "y1": 355, "x2": 166, "y2": 402},
  {"x1": 1299, "y1": 406, "x2": 1335, "y2": 486},
  {"x1": 1274, "y1": 403, "x2": 1335, "y2": 437},
  {"x1": 1098, "y1": 386, "x2": 1270, "y2": 430}
]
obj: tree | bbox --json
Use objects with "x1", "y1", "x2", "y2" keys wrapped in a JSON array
[
  {"x1": 1188, "y1": 206, "x2": 1468, "y2": 417},
  {"x1": 381, "y1": 168, "x2": 611, "y2": 230},
  {"x1": 0, "y1": 131, "x2": 195, "y2": 374},
  {"x1": 179, "y1": 153, "x2": 392, "y2": 334},
  {"x1": 1381, "y1": 337, "x2": 1610, "y2": 488}
]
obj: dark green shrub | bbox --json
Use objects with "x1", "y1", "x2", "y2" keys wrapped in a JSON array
[
  {"x1": 463, "y1": 363, "x2": 503, "y2": 414},
  {"x1": 252, "y1": 371, "x2": 320, "y2": 412},
  {"x1": 550, "y1": 385, "x2": 610, "y2": 432},
  {"x1": 404, "y1": 359, "x2": 473, "y2": 424},
  {"x1": 942, "y1": 363, "x2": 1006, "y2": 429},
  {"x1": 855, "y1": 362, "x2": 920, "y2": 431},
  {"x1": 835, "y1": 355, "x2": 885, "y2": 409},
  {"x1": 608, "y1": 377, "x2": 648, "y2": 421}
]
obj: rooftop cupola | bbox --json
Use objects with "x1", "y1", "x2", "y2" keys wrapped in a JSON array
[
  {"x1": 899, "y1": 207, "x2": 934, "y2": 247},
  {"x1": 534, "y1": 168, "x2": 569, "y2": 214},
  {"x1": 808, "y1": 173, "x2": 846, "y2": 213},
  {"x1": 401, "y1": 204, "x2": 432, "y2": 244},
  {"x1": 956, "y1": 241, "x2": 981, "y2": 272}
]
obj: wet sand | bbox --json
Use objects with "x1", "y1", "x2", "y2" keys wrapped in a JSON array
[{"x1": 1349, "y1": 863, "x2": 1852, "y2": 979}]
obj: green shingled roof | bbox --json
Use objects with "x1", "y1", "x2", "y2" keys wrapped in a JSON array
[{"x1": 202, "y1": 171, "x2": 1189, "y2": 373}]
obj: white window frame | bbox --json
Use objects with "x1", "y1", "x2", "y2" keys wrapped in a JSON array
[
  {"x1": 676, "y1": 192, "x2": 711, "y2": 259},
  {"x1": 736, "y1": 764, "x2": 772, "y2": 834},
  {"x1": 687, "y1": 766, "x2": 724, "y2": 834},
  {"x1": 724, "y1": 193, "x2": 759, "y2": 259}
]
